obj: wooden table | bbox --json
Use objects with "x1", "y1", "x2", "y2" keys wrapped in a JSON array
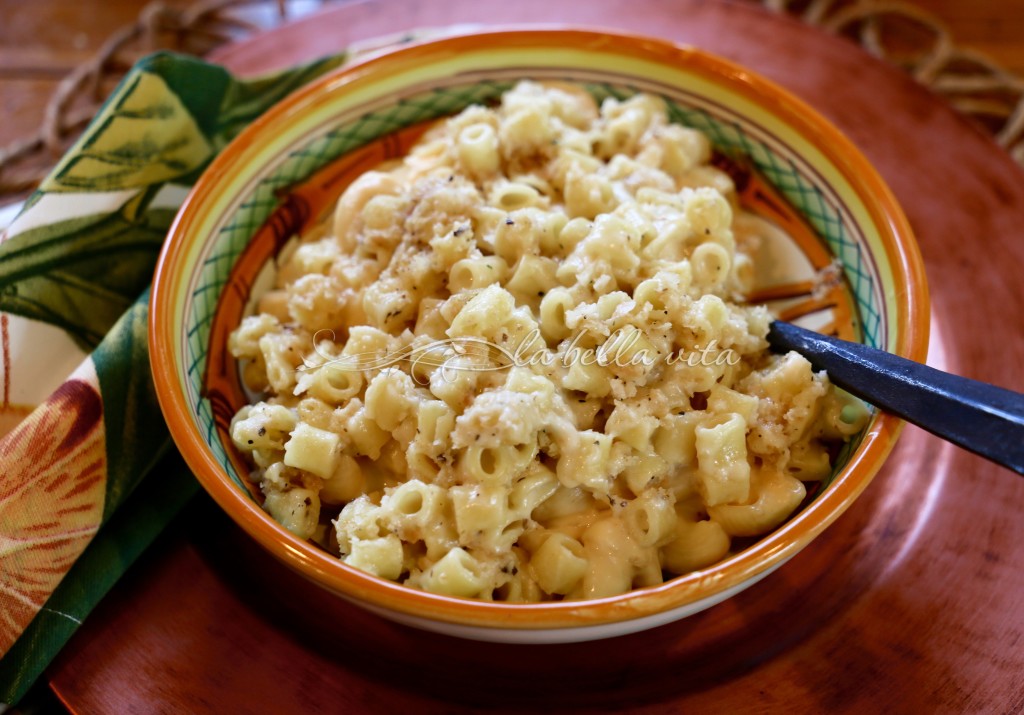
[{"x1": 1, "y1": 0, "x2": 1023, "y2": 203}]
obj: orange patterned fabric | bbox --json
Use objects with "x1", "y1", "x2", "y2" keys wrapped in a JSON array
[{"x1": 0, "y1": 366, "x2": 106, "y2": 655}]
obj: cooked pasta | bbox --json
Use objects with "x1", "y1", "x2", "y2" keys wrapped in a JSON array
[{"x1": 228, "y1": 81, "x2": 869, "y2": 602}]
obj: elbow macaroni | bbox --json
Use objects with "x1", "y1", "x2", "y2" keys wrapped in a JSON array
[{"x1": 228, "y1": 82, "x2": 869, "y2": 602}]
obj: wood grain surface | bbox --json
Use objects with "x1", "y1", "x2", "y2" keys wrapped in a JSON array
[
  {"x1": 44, "y1": 1, "x2": 1024, "y2": 713},
  {"x1": 0, "y1": 0, "x2": 1023, "y2": 202}
]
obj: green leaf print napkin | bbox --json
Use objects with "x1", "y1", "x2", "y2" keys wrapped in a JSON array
[{"x1": 0, "y1": 50, "x2": 346, "y2": 706}]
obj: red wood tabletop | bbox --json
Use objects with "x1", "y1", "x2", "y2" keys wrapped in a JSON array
[
  {"x1": 47, "y1": 1, "x2": 1024, "y2": 713},
  {"x1": 2, "y1": 0, "x2": 1023, "y2": 191}
]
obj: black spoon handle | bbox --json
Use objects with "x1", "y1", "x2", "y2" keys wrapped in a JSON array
[{"x1": 767, "y1": 321, "x2": 1024, "y2": 476}]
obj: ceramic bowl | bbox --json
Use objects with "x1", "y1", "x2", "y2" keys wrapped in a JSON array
[{"x1": 150, "y1": 28, "x2": 929, "y2": 643}]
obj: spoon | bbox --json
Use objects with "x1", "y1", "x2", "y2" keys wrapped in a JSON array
[{"x1": 768, "y1": 321, "x2": 1024, "y2": 476}]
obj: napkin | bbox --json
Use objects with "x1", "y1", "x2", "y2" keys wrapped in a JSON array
[{"x1": 0, "y1": 50, "x2": 345, "y2": 706}]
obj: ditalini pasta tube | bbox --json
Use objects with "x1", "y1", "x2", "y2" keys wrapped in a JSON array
[{"x1": 228, "y1": 81, "x2": 869, "y2": 602}]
